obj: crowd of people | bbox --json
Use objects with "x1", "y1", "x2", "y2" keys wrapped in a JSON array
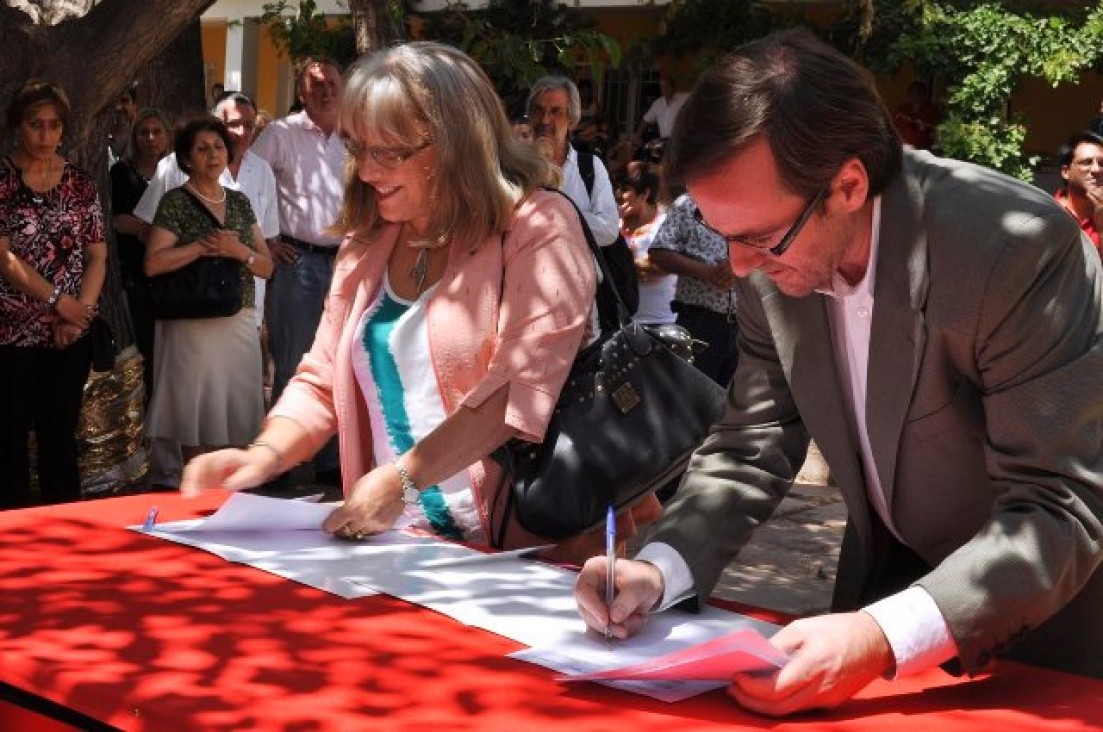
[{"x1": 0, "y1": 27, "x2": 1100, "y2": 714}]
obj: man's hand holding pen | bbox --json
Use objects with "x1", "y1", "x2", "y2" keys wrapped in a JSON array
[{"x1": 574, "y1": 556, "x2": 665, "y2": 641}]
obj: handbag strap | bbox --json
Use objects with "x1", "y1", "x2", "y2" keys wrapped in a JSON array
[
  {"x1": 180, "y1": 185, "x2": 226, "y2": 231},
  {"x1": 490, "y1": 448, "x2": 515, "y2": 550},
  {"x1": 545, "y1": 187, "x2": 633, "y2": 328}
]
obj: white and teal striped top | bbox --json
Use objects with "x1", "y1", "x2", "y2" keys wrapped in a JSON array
[{"x1": 350, "y1": 275, "x2": 484, "y2": 543}]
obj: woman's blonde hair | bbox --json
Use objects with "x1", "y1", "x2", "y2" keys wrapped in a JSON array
[
  {"x1": 127, "y1": 107, "x2": 172, "y2": 162},
  {"x1": 333, "y1": 42, "x2": 555, "y2": 246}
]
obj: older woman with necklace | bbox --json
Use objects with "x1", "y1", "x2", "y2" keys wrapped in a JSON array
[
  {"x1": 0, "y1": 80, "x2": 106, "y2": 508},
  {"x1": 144, "y1": 116, "x2": 274, "y2": 464},
  {"x1": 181, "y1": 43, "x2": 661, "y2": 562}
]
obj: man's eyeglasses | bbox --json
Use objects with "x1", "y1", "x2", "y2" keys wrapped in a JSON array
[
  {"x1": 694, "y1": 190, "x2": 824, "y2": 258},
  {"x1": 343, "y1": 138, "x2": 433, "y2": 169}
]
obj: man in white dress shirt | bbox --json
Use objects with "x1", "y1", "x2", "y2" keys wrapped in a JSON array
[
  {"x1": 250, "y1": 57, "x2": 346, "y2": 486},
  {"x1": 134, "y1": 92, "x2": 280, "y2": 488},
  {"x1": 633, "y1": 76, "x2": 688, "y2": 144},
  {"x1": 526, "y1": 76, "x2": 620, "y2": 248}
]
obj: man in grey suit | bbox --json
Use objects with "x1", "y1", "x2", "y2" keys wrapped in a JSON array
[{"x1": 576, "y1": 28, "x2": 1103, "y2": 715}]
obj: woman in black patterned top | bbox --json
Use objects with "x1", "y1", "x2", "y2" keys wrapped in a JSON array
[
  {"x1": 110, "y1": 107, "x2": 171, "y2": 402},
  {"x1": 0, "y1": 80, "x2": 107, "y2": 507},
  {"x1": 144, "y1": 117, "x2": 274, "y2": 463}
]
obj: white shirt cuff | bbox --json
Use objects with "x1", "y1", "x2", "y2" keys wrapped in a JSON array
[
  {"x1": 863, "y1": 586, "x2": 959, "y2": 678},
  {"x1": 635, "y1": 542, "x2": 696, "y2": 612}
]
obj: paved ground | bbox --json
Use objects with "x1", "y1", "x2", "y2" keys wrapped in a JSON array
[{"x1": 710, "y1": 443, "x2": 845, "y2": 616}]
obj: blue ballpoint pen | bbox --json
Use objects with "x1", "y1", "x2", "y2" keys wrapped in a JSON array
[
  {"x1": 143, "y1": 506, "x2": 159, "y2": 532},
  {"x1": 605, "y1": 505, "x2": 616, "y2": 647}
]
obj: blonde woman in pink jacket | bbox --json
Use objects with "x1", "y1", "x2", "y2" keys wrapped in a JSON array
[{"x1": 181, "y1": 43, "x2": 661, "y2": 563}]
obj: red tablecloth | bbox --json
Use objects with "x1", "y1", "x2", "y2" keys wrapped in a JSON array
[{"x1": 1, "y1": 493, "x2": 1100, "y2": 731}]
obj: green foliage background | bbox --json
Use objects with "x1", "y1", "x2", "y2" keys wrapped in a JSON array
[{"x1": 261, "y1": 0, "x2": 1103, "y2": 180}]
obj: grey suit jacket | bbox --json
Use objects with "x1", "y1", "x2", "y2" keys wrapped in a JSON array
[{"x1": 649, "y1": 150, "x2": 1103, "y2": 677}]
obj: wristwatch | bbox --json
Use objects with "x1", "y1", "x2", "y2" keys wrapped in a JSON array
[
  {"x1": 393, "y1": 458, "x2": 421, "y2": 505},
  {"x1": 46, "y1": 285, "x2": 63, "y2": 309}
]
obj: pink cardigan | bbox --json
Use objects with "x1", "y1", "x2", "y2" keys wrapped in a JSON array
[{"x1": 269, "y1": 190, "x2": 596, "y2": 546}]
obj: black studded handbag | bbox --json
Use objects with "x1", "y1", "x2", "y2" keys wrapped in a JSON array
[{"x1": 492, "y1": 191, "x2": 727, "y2": 544}]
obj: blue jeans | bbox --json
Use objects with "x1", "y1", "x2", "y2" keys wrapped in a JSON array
[{"x1": 267, "y1": 250, "x2": 339, "y2": 471}]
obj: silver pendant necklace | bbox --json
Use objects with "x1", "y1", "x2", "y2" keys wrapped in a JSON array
[
  {"x1": 405, "y1": 223, "x2": 451, "y2": 295},
  {"x1": 410, "y1": 247, "x2": 431, "y2": 294}
]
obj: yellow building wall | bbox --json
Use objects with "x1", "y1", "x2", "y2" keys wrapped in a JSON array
[
  {"x1": 1018, "y1": 73, "x2": 1103, "y2": 159},
  {"x1": 201, "y1": 21, "x2": 228, "y2": 95},
  {"x1": 254, "y1": 28, "x2": 287, "y2": 117}
]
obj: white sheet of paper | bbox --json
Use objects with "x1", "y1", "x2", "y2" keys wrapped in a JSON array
[
  {"x1": 511, "y1": 612, "x2": 780, "y2": 703},
  {"x1": 129, "y1": 492, "x2": 782, "y2": 703},
  {"x1": 555, "y1": 628, "x2": 787, "y2": 681},
  {"x1": 348, "y1": 552, "x2": 780, "y2": 703},
  {"x1": 132, "y1": 492, "x2": 431, "y2": 598},
  {"x1": 130, "y1": 493, "x2": 554, "y2": 601},
  {"x1": 154, "y1": 491, "x2": 335, "y2": 532}
]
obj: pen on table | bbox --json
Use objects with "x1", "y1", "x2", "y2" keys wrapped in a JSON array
[
  {"x1": 605, "y1": 504, "x2": 616, "y2": 647},
  {"x1": 143, "y1": 506, "x2": 159, "y2": 532}
]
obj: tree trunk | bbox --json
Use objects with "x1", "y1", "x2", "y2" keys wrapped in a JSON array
[
  {"x1": 1, "y1": 1, "x2": 214, "y2": 344},
  {"x1": 349, "y1": 0, "x2": 404, "y2": 56},
  {"x1": 2, "y1": 0, "x2": 215, "y2": 494},
  {"x1": 2, "y1": 0, "x2": 216, "y2": 167}
]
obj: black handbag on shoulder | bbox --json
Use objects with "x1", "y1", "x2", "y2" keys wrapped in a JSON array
[
  {"x1": 492, "y1": 191, "x2": 727, "y2": 544},
  {"x1": 145, "y1": 188, "x2": 244, "y2": 321}
]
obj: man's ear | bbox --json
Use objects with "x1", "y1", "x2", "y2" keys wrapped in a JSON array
[
  {"x1": 1061, "y1": 165, "x2": 1071, "y2": 183},
  {"x1": 832, "y1": 158, "x2": 870, "y2": 213}
]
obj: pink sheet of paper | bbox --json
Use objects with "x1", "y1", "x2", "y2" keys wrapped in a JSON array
[{"x1": 557, "y1": 629, "x2": 789, "y2": 682}]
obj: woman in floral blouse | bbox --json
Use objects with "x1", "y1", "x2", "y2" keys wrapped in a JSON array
[
  {"x1": 0, "y1": 80, "x2": 107, "y2": 508},
  {"x1": 144, "y1": 116, "x2": 273, "y2": 463}
]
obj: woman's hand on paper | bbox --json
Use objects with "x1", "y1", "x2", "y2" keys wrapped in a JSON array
[
  {"x1": 322, "y1": 465, "x2": 404, "y2": 539},
  {"x1": 179, "y1": 448, "x2": 272, "y2": 497},
  {"x1": 726, "y1": 611, "x2": 894, "y2": 716},
  {"x1": 575, "y1": 557, "x2": 664, "y2": 640}
]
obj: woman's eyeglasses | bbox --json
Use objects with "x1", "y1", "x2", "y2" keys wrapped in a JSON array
[
  {"x1": 343, "y1": 138, "x2": 433, "y2": 169},
  {"x1": 693, "y1": 190, "x2": 824, "y2": 258}
]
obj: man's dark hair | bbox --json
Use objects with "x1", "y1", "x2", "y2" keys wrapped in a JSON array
[
  {"x1": 174, "y1": 115, "x2": 233, "y2": 174},
  {"x1": 615, "y1": 163, "x2": 661, "y2": 206},
  {"x1": 666, "y1": 27, "x2": 903, "y2": 200},
  {"x1": 1058, "y1": 130, "x2": 1103, "y2": 169},
  {"x1": 295, "y1": 57, "x2": 342, "y2": 95}
]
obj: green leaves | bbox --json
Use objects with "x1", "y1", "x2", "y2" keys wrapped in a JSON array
[
  {"x1": 422, "y1": 0, "x2": 620, "y2": 114},
  {"x1": 885, "y1": 1, "x2": 1103, "y2": 180},
  {"x1": 260, "y1": 0, "x2": 357, "y2": 66}
]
